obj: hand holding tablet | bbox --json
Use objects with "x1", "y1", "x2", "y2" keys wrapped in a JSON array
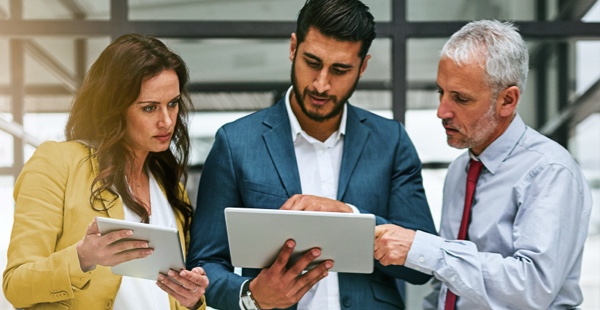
[{"x1": 95, "y1": 217, "x2": 186, "y2": 280}]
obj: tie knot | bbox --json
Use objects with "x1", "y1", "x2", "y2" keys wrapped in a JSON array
[{"x1": 467, "y1": 159, "x2": 484, "y2": 182}]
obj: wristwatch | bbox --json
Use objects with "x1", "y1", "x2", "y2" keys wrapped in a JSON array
[{"x1": 241, "y1": 279, "x2": 261, "y2": 310}]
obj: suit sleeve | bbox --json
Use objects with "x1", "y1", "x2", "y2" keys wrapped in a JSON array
[
  {"x1": 2, "y1": 142, "x2": 92, "y2": 308},
  {"x1": 359, "y1": 122, "x2": 438, "y2": 284},
  {"x1": 186, "y1": 127, "x2": 248, "y2": 310}
]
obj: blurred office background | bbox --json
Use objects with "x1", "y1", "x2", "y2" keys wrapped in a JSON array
[{"x1": 0, "y1": 0, "x2": 599, "y2": 309}]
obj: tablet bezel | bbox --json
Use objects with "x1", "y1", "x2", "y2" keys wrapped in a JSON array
[
  {"x1": 95, "y1": 216, "x2": 186, "y2": 280},
  {"x1": 224, "y1": 208, "x2": 375, "y2": 274}
]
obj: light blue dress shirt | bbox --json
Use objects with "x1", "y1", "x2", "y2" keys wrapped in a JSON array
[{"x1": 406, "y1": 114, "x2": 592, "y2": 309}]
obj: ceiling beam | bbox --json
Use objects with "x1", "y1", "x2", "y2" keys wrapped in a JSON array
[{"x1": 2, "y1": 20, "x2": 600, "y2": 40}]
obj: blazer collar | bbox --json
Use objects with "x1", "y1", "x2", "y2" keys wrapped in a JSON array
[
  {"x1": 262, "y1": 100, "x2": 303, "y2": 197},
  {"x1": 337, "y1": 105, "x2": 370, "y2": 200}
]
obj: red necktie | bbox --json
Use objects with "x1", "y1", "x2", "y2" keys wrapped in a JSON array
[{"x1": 444, "y1": 159, "x2": 484, "y2": 310}]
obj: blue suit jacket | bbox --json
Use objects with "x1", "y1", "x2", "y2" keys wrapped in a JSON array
[{"x1": 187, "y1": 98, "x2": 437, "y2": 309}]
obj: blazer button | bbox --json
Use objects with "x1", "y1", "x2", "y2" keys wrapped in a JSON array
[
  {"x1": 105, "y1": 299, "x2": 113, "y2": 309},
  {"x1": 342, "y1": 295, "x2": 352, "y2": 307}
]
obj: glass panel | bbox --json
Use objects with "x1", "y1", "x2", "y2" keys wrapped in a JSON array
[
  {"x1": 129, "y1": 0, "x2": 390, "y2": 22},
  {"x1": 407, "y1": 39, "x2": 443, "y2": 86},
  {"x1": 22, "y1": 0, "x2": 109, "y2": 20},
  {"x1": 0, "y1": 113, "x2": 14, "y2": 167},
  {"x1": 407, "y1": 38, "x2": 443, "y2": 111},
  {"x1": 25, "y1": 38, "x2": 77, "y2": 84},
  {"x1": 583, "y1": 0, "x2": 600, "y2": 22},
  {"x1": 20, "y1": 37, "x2": 109, "y2": 110},
  {"x1": 24, "y1": 144, "x2": 36, "y2": 163},
  {"x1": 164, "y1": 37, "x2": 390, "y2": 84},
  {"x1": 0, "y1": 0, "x2": 7, "y2": 19},
  {"x1": 86, "y1": 37, "x2": 111, "y2": 68},
  {"x1": 0, "y1": 37, "x2": 109, "y2": 96},
  {"x1": 349, "y1": 90, "x2": 391, "y2": 115},
  {"x1": 165, "y1": 38, "x2": 290, "y2": 84},
  {"x1": 0, "y1": 95, "x2": 9, "y2": 113},
  {"x1": 0, "y1": 39, "x2": 8, "y2": 85},
  {"x1": 571, "y1": 113, "x2": 600, "y2": 310},
  {"x1": 405, "y1": 109, "x2": 463, "y2": 164},
  {"x1": 362, "y1": 38, "x2": 391, "y2": 82},
  {"x1": 189, "y1": 111, "x2": 251, "y2": 166},
  {"x1": 545, "y1": 51, "x2": 560, "y2": 121},
  {"x1": 21, "y1": 112, "x2": 67, "y2": 162},
  {"x1": 576, "y1": 41, "x2": 600, "y2": 96},
  {"x1": 23, "y1": 112, "x2": 68, "y2": 142},
  {"x1": 407, "y1": 0, "x2": 537, "y2": 21}
]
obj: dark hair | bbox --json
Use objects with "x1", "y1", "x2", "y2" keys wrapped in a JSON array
[
  {"x1": 65, "y1": 33, "x2": 193, "y2": 231},
  {"x1": 296, "y1": 0, "x2": 376, "y2": 59}
]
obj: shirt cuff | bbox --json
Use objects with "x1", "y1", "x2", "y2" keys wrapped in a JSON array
[
  {"x1": 346, "y1": 203, "x2": 360, "y2": 214},
  {"x1": 238, "y1": 280, "x2": 249, "y2": 310},
  {"x1": 405, "y1": 230, "x2": 445, "y2": 275}
]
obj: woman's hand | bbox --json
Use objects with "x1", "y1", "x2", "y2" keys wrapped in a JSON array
[
  {"x1": 76, "y1": 219, "x2": 154, "y2": 272},
  {"x1": 156, "y1": 267, "x2": 209, "y2": 309}
]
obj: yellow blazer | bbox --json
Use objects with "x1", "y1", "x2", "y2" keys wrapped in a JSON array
[{"x1": 3, "y1": 141, "x2": 205, "y2": 310}]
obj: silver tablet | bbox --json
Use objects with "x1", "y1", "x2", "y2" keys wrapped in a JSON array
[
  {"x1": 95, "y1": 217, "x2": 185, "y2": 280},
  {"x1": 224, "y1": 208, "x2": 375, "y2": 274}
]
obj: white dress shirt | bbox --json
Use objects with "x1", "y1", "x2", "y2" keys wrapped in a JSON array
[
  {"x1": 113, "y1": 172, "x2": 176, "y2": 310},
  {"x1": 285, "y1": 87, "x2": 346, "y2": 310}
]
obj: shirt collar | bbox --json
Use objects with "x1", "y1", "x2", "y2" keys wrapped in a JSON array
[
  {"x1": 477, "y1": 113, "x2": 527, "y2": 174},
  {"x1": 284, "y1": 86, "x2": 347, "y2": 143}
]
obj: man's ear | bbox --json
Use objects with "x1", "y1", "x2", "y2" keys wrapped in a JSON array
[
  {"x1": 359, "y1": 54, "x2": 371, "y2": 78},
  {"x1": 498, "y1": 85, "x2": 520, "y2": 118},
  {"x1": 290, "y1": 33, "x2": 297, "y2": 62}
]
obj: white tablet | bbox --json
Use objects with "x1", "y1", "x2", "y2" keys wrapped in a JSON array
[
  {"x1": 95, "y1": 217, "x2": 185, "y2": 280},
  {"x1": 224, "y1": 208, "x2": 375, "y2": 274}
]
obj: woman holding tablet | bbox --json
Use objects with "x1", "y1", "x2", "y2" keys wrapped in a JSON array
[{"x1": 3, "y1": 34, "x2": 207, "y2": 310}]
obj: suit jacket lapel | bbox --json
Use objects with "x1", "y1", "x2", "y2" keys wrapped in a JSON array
[
  {"x1": 338, "y1": 105, "x2": 370, "y2": 200},
  {"x1": 262, "y1": 101, "x2": 302, "y2": 198}
]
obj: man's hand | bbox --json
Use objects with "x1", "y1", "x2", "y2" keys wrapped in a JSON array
[
  {"x1": 249, "y1": 239, "x2": 333, "y2": 309},
  {"x1": 374, "y1": 224, "x2": 416, "y2": 266},
  {"x1": 280, "y1": 194, "x2": 352, "y2": 213}
]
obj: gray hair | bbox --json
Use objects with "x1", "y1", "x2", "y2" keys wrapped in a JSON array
[{"x1": 441, "y1": 20, "x2": 529, "y2": 95}]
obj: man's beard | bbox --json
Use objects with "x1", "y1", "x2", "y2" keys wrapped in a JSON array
[
  {"x1": 444, "y1": 98, "x2": 500, "y2": 150},
  {"x1": 290, "y1": 60, "x2": 360, "y2": 123}
]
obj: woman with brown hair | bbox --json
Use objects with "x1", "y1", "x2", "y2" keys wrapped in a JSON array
[{"x1": 3, "y1": 33, "x2": 207, "y2": 309}]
